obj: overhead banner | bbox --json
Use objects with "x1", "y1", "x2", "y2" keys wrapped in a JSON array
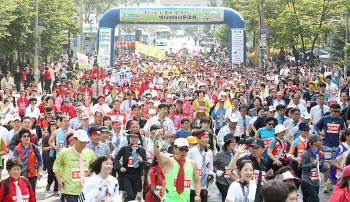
[
  {"x1": 120, "y1": 8, "x2": 224, "y2": 23},
  {"x1": 77, "y1": 52, "x2": 91, "y2": 69},
  {"x1": 135, "y1": 42, "x2": 166, "y2": 60},
  {"x1": 98, "y1": 28, "x2": 112, "y2": 66}
]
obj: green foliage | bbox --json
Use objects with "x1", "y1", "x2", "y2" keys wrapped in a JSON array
[
  {"x1": 0, "y1": 0, "x2": 80, "y2": 64},
  {"x1": 214, "y1": 25, "x2": 229, "y2": 45}
]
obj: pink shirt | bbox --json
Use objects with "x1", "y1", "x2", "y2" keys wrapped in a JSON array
[{"x1": 168, "y1": 115, "x2": 181, "y2": 131}]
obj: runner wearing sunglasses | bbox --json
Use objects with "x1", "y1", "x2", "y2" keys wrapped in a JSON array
[{"x1": 153, "y1": 129, "x2": 201, "y2": 202}]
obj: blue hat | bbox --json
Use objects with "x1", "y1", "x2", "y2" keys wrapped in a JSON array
[{"x1": 299, "y1": 122, "x2": 310, "y2": 131}]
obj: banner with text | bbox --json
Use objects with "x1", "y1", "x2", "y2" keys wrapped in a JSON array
[
  {"x1": 77, "y1": 52, "x2": 91, "y2": 69},
  {"x1": 120, "y1": 8, "x2": 224, "y2": 23},
  {"x1": 135, "y1": 42, "x2": 166, "y2": 60}
]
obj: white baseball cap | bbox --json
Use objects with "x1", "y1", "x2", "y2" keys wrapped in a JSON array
[
  {"x1": 174, "y1": 138, "x2": 189, "y2": 147},
  {"x1": 275, "y1": 124, "x2": 288, "y2": 135},
  {"x1": 148, "y1": 109, "x2": 156, "y2": 114},
  {"x1": 73, "y1": 130, "x2": 90, "y2": 142},
  {"x1": 227, "y1": 114, "x2": 238, "y2": 122}
]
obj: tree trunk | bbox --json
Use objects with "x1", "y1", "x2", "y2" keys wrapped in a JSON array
[{"x1": 291, "y1": 45, "x2": 299, "y2": 62}]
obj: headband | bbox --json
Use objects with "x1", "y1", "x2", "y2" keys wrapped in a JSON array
[
  {"x1": 112, "y1": 120, "x2": 122, "y2": 125},
  {"x1": 67, "y1": 134, "x2": 74, "y2": 142},
  {"x1": 90, "y1": 131, "x2": 101, "y2": 135},
  {"x1": 197, "y1": 131, "x2": 208, "y2": 139},
  {"x1": 128, "y1": 121, "x2": 139, "y2": 128},
  {"x1": 49, "y1": 122, "x2": 57, "y2": 126}
]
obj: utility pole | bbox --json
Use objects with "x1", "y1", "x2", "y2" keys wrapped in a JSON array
[
  {"x1": 34, "y1": 0, "x2": 39, "y2": 85},
  {"x1": 345, "y1": 9, "x2": 348, "y2": 79},
  {"x1": 80, "y1": 0, "x2": 84, "y2": 54},
  {"x1": 258, "y1": 2, "x2": 264, "y2": 71}
]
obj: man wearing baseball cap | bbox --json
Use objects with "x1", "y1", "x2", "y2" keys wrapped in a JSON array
[
  {"x1": 153, "y1": 130, "x2": 201, "y2": 202},
  {"x1": 53, "y1": 130, "x2": 96, "y2": 201},
  {"x1": 217, "y1": 113, "x2": 242, "y2": 150},
  {"x1": 60, "y1": 98, "x2": 76, "y2": 119},
  {"x1": 211, "y1": 98, "x2": 228, "y2": 139},
  {"x1": 86, "y1": 127, "x2": 111, "y2": 157},
  {"x1": 114, "y1": 131, "x2": 147, "y2": 201}
]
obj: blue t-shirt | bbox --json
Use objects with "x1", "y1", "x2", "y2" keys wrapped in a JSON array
[
  {"x1": 257, "y1": 127, "x2": 276, "y2": 161},
  {"x1": 315, "y1": 115, "x2": 346, "y2": 148},
  {"x1": 176, "y1": 128, "x2": 192, "y2": 139}
]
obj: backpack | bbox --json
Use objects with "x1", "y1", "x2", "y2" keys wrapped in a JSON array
[
  {"x1": 1, "y1": 176, "x2": 31, "y2": 201},
  {"x1": 143, "y1": 168, "x2": 157, "y2": 200}
]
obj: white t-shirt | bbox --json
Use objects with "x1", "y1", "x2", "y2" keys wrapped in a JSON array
[
  {"x1": 226, "y1": 180, "x2": 257, "y2": 202},
  {"x1": 335, "y1": 143, "x2": 350, "y2": 179},
  {"x1": 326, "y1": 82, "x2": 338, "y2": 101}
]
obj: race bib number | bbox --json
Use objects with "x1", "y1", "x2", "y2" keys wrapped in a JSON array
[
  {"x1": 59, "y1": 140, "x2": 64, "y2": 149},
  {"x1": 128, "y1": 157, "x2": 134, "y2": 167},
  {"x1": 217, "y1": 116, "x2": 226, "y2": 121},
  {"x1": 174, "y1": 176, "x2": 191, "y2": 191},
  {"x1": 327, "y1": 123, "x2": 340, "y2": 134},
  {"x1": 127, "y1": 110, "x2": 132, "y2": 115},
  {"x1": 311, "y1": 168, "x2": 319, "y2": 180},
  {"x1": 263, "y1": 138, "x2": 273, "y2": 148},
  {"x1": 297, "y1": 149, "x2": 304, "y2": 158},
  {"x1": 307, "y1": 101, "x2": 311, "y2": 107},
  {"x1": 240, "y1": 128, "x2": 245, "y2": 133},
  {"x1": 224, "y1": 166, "x2": 230, "y2": 178},
  {"x1": 164, "y1": 126, "x2": 168, "y2": 132},
  {"x1": 198, "y1": 106, "x2": 205, "y2": 113},
  {"x1": 198, "y1": 169, "x2": 202, "y2": 176},
  {"x1": 148, "y1": 153, "x2": 154, "y2": 161},
  {"x1": 72, "y1": 168, "x2": 88, "y2": 182},
  {"x1": 12, "y1": 195, "x2": 29, "y2": 202},
  {"x1": 251, "y1": 170, "x2": 266, "y2": 184}
]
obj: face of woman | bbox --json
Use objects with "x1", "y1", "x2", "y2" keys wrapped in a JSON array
[
  {"x1": 9, "y1": 165, "x2": 21, "y2": 180},
  {"x1": 285, "y1": 191, "x2": 298, "y2": 202},
  {"x1": 104, "y1": 119, "x2": 111, "y2": 127},
  {"x1": 100, "y1": 159, "x2": 113, "y2": 175},
  {"x1": 130, "y1": 136, "x2": 139, "y2": 145},
  {"x1": 227, "y1": 140, "x2": 237, "y2": 151},
  {"x1": 258, "y1": 109, "x2": 265, "y2": 117},
  {"x1": 129, "y1": 124, "x2": 139, "y2": 132},
  {"x1": 101, "y1": 132, "x2": 109, "y2": 142},
  {"x1": 239, "y1": 163, "x2": 254, "y2": 182}
]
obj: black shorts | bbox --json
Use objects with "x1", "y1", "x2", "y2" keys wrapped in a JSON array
[{"x1": 61, "y1": 193, "x2": 79, "y2": 202}]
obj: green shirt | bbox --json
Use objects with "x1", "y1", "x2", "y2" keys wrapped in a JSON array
[
  {"x1": 53, "y1": 147, "x2": 96, "y2": 195},
  {"x1": 163, "y1": 158, "x2": 193, "y2": 202}
]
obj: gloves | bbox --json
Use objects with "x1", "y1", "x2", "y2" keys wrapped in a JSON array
[{"x1": 216, "y1": 170, "x2": 224, "y2": 177}]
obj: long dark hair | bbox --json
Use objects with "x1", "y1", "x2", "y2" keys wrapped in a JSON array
[{"x1": 340, "y1": 175, "x2": 350, "y2": 188}]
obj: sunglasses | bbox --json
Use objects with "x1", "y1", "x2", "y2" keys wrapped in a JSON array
[
  {"x1": 178, "y1": 147, "x2": 189, "y2": 152},
  {"x1": 267, "y1": 123, "x2": 274, "y2": 126}
]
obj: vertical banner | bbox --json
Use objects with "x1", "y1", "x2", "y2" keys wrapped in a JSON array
[
  {"x1": 231, "y1": 28, "x2": 245, "y2": 64},
  {"x1": 98, "y1": 28, "x2": 112, "y2": 67}
]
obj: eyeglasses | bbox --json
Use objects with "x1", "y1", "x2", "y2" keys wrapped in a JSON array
[
  {"x1": 267, "y1": 123, "x2": 274, "y2": 126},
  {"x1": 178, "y1": 147, "x2": 189, "y2": 152},
  {"x1": 22, "y1": 135, "x2": 31, "y2": 138}
]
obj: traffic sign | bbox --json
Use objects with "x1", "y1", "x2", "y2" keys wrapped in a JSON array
[
  {"x1": 261, "y1": 34, "x2": 267, "y2": 40},
  {"x1": 259, "y1": 26, "x2": 268, "y2": 34}
]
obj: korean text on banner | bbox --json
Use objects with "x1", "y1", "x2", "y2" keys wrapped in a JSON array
[
  {"x1": 77, "y1": 52, "x2": 91, "y2": 70},
  {"x1": 135, "y1": 42, "x2": 166, "y2": 60}
]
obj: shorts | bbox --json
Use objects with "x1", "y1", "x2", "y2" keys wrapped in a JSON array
[
  {"x1": 323, "y1": 146, "x2": 337, "y2": 161},
  {"x1": 61, "y1": 193, "x2": 79, "y2": 202}
]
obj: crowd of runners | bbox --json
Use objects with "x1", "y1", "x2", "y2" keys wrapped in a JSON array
[{"x1": 0, "y1": 47, "x2": 348, "y2": 202}]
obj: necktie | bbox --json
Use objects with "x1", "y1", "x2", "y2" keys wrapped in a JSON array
[
  {"x1": 243, "y1": 117, "x2": 247, "y2": 135},
  {"x1": 31, "y1": 108, "x2": 34, "y2": 113},
  {"x1": 61, "y1": 91, "x2": 64, "y2": 100},
  {"x1": 93, "y1": 146, "x2": 99, "y2": 157},
  {"x1": 229, "y1": 152, "x2": 234, "y2": 159},
  {"x1": 22, "y1": 101, "x2": 26, "y2": 113},
  {"x1": 320, "y1": 106, "x2": 324, "y2": 116},
  {"x1": 219, "y1": 109, "x2": 223, "y2": 127},
  {"x1": 96, "y1": 84, "x2": 99, "y2": 96},
  {"x1": 72, "y1": 146, "x2": 85, "y2": 187},
  {"x1": 174, "y1": 157, "x2": 185, "y2": 195},
  {"x1": 199, "y1": 146, "x2": 207, "y2": 188},
  {"x1": 13, "y1": 181, "x2": 22, "y2": 202},
  {"x1": 131, "y1": 146, "x2": 139, "y2": 168},
  {"x1": 159, "y1": 119, "x2": 166, "y2": 133},
  {"x1": 49, "y1": 148, "x2": 54, "y2": 157},
  {"x1": 114, "y1": 135, "x2": 120, "y2": 154},
  {"x1": 62, "y1": 129, "x2": 68, "y2": 148},
  {"x1": 129, "y1": 100, "x2": 131, "y2": 109},
  {"x1": 344, "y1": 103, "x2": 346, "y2": 109},
  {"x1": 21, "y1": 147, "x2": 29, "y2": 176}
]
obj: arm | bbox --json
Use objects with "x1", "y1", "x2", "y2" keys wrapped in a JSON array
[
  {"x1": 267, "y1": 147, "x2": 282, "y2": 166},
  {"x1": 287, "y1": 143, "x2": 299, "y2": 162},
  {"x1": 35, "y1": 146, "x2": 43, "y2": 178},
  {"x1": 331, "y1": 158, "x2": 343, "y2": 171},
  {"x1": 48, "y1": 130, "x2": 59, "y2": 151},
  {"x1": 153, "y1": 130, "x2": 171, "y2": 171},
  {"x1": 0, "y1": 139, "x2": 7, "y2": 156},
  {"x1": 8, "y1": 132, "x2": 19, "y2": 151},
  {"x1": 228, "y1": 144, "x2": 246, "y2": 170},
  {"x1": 298, "y1": 152, "x2": 316, "y2": 170},
  {"x1": 191, "y1": 160, "x2": 201, "y2": 198}
]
